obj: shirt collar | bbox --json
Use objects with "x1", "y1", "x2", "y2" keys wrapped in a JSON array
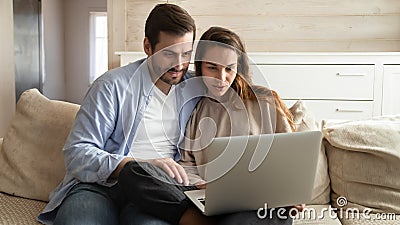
[{"x1": 136, "y1": 59, "x2": 155, "y2": 97}]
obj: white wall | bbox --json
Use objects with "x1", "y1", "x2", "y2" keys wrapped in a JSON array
[
  {"x1": 42, "y1": 0, "x2": 66, "y2": 100},
  {"x1": 0, "y1": 0, "x2": 16, "y2": 137},
  {"x1": 64, "y1": 0, "x2": 107, "y2": 104}
]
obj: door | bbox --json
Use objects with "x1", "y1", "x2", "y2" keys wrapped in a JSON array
[{"x1": 13, "y1": 0, "x2": 42, "y2": 100}]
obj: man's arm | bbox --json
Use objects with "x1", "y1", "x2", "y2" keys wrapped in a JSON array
[
  {"x1": 110, "y1": 157, "x2": 134, "y2": 179},
  {"x1": 63, "y1": 79, "x2": 125, "y2": 185},
  {"x1": 111, "y1": 156, "x2": 189, "y2": 185}
]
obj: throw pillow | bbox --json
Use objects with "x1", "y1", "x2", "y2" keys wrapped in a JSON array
[
  {"x1": 323, "y1": 115, "x2": 400, "y2": 214},
  {"x1": 0, "y1": 89, "x2": 79, "y2": 201},
  {"x1": 289, "y1": 100, "x2": 331, "y2": 205}
]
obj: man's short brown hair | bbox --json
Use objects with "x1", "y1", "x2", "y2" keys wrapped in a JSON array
[{"x1": 145, "y1": 4, "x2": 196, "y2": 50}]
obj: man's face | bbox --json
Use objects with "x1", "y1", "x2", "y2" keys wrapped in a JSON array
[{"x1": 145, "y1": 31, "x2": 194, "y2": 85}]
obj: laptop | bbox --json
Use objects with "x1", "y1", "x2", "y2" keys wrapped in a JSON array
[{"x1": 184, "y1": 131, "x2": 322, "y2": 216}]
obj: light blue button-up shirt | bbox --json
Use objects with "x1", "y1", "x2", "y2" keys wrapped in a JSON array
[{"x1": 38, "y1": 59, "x2": 204, "y2": 224}]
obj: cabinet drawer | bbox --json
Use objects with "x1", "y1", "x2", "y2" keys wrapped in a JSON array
[
  {"x1": 251, "y1": 65, "x2": 375, "y2": 100},
  {"x1": 285, "y1": 100, "x2": 374, "y2": 122},
  {"x1": 382, "y1": 65, "x2": 400, "y2": 115}
]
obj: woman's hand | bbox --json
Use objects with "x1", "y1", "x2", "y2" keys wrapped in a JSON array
[
  {"x1": 195, "y1": 181, "x2": 206, "y2": 189},
  {"x1": 288, "y1": 204, "x2": 306, "y2": 217}
]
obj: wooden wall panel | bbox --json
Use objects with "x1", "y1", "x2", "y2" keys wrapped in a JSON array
[
  {"x1": 126, "y1": 0, "x2": 165, "y2": 16},
  {"x1": 124, "y1": 40, "x2": 400, "y2": 53},
  {"x1": 107, "y1": 0, "x2": 127, "y2": 69},
  {"x1": 109, "y1": 0, "x2": 400, "y2": 67},
  {"x1": 126, "y1": 15, "x2": 400, "y2": 40},
  {"x1": 171, "y1": 0, "x2": 400, "y2": 16}
]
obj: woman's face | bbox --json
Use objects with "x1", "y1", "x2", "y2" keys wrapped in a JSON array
[{"x1": 201, "y1": 46, "x2": 238, "y2": 98}]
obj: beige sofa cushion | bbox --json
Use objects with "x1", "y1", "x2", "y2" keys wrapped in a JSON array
[
  {"x1": 323, "y1": 115, "x2": 400, "y2": 214},
  {"x1": 0, "y1": 89, "x2": 79, "y2": 201},
  {"x1": 289, "y1": 100, "x2": 331, "y2": 205}
]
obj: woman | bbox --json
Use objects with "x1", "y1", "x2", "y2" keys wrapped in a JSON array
[
  {"x1": 118, "y1": 26, "x2": 300, "y2": 225},
  {"x1": 178, "y1": 26, "x2": 299, "y2": 224},
  {"x1": 180, "y1": 26, "x2": 295, "y2": 187}
]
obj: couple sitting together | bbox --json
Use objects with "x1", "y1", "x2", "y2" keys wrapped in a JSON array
[{"x1": 38, "y1": 3, "x2": 303, "y2": 225}]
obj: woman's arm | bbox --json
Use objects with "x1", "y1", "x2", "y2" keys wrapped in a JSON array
[
  {"x1": 179, "y1": 148, "x2": 206, "y2": 186},
  {"x1": 179, "y1": 102, "x2": 208, "y2": 186}
]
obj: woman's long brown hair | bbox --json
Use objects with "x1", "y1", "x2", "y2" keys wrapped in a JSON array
[{"x1": 195, "y1": 26, "x2": 295, "y2": 132}]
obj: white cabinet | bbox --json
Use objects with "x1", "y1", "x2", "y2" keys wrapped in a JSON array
[
  {"x1": 250, "y1": 64, "x2": 377, "y2": 121},
  {"x1": 116, "y1": 52, "x2": 400, "y2": 121},
  {"x1": 283, "y1": 100, "x2": 374, "y2": 122},
  {"x1": 382, "y1": 65, "x2": 400, "y2": 115},
  {"x1": 247, "y1": 53, "x2": 400, "y2": 121},
  {"x1": 251, "y1": 65, "x2": 375, "y2": 100}
]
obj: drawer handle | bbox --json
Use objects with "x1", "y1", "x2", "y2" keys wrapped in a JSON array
[
  {"x1": 336, "y1": 72, "x2": 366, "y2": 76},
  {"x1": 336, "y1": 108, "x2": 364, "y2": 113}
]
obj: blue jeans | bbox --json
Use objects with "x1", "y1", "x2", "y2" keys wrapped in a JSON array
[{"x1": 53, "y1": 183, "x2": 171, "y2": 225}]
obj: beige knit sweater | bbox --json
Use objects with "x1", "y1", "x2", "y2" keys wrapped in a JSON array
[{"x1": 179, "y1": 89, "x2": 292, "y2": 185}]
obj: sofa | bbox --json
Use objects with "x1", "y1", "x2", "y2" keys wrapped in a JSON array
[{"x1": 0, "y1": 88, "x2": 399, "y2": 225}]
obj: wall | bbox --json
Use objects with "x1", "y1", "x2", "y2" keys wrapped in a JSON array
[
  {"x1": 108, "y1": 0, "x2": 400, "y2": 67},
  {"x1": 0, "y1": 0, "x2": 16, "y2": 137},
  {"x1": 42, "y1": 0, "x2": 65, "y2": 100},
  {"x1": 107, "y1": 0, "x2": 126, "y2": 69},
  {"x1": 64, "y1": 0, "x2": 107, "y2": 104},
  {"x1": 0, "y1": 0, "x2": 65, "y2": 136},
  {"x1": 0, "y1": 0, "x2": 106, "y2": 136}
]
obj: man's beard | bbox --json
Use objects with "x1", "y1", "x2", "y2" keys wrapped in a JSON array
[{"x1": 158, "y1": 67, "x2": 188, "y2": 85}]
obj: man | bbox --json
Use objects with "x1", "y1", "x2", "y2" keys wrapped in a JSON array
[{"x1": 38, "y1": 4, "x2": 200, "y2": 225}]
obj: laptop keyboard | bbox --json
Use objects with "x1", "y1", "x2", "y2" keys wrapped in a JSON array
[{"x1": 198, "y1": 197, "x2": 206, "y2": 206}]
